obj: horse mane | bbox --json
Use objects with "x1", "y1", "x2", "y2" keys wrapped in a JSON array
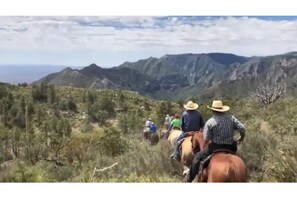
[{"x1": 191, "y1": 132, "x2": 207, "y2": 154}]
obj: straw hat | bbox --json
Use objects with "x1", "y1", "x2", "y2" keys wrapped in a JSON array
[
  {"x1": 183, "y1": 101, "x2": 199, "y2": 110},
  {"x1": 207, "y1": 100, "x2": 230, "y2": 112}
]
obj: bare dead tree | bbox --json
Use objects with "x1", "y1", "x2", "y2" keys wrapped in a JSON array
[
  {"x1": 90, "y1": 162, "x2": 119, "y2": 181},
  {"x1": 251, "y1": 83, "x2": 286, "y2": 107}
]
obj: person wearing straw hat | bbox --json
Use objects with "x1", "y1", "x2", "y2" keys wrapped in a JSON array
[
  {"x1": 185, "y1": 100, "x2": 246, "y2": 182},
  {"x1": 171, "y1": 101, "x2": 205, "y2": 161}
]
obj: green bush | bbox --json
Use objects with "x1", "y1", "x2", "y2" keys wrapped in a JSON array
[
  {"x1": 0, "y1": 161, "x2": 54, "y2": 182},
  {"x1": 98, "y1": 128, "x2": 129, "y2": 157},
  {"x1": 0, "y1": 84, "x2": 296, "y2": 182}
]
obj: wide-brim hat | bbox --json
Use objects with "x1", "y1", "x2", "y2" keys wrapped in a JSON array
[
  {"x1": 207, "y1": 100, "x2": 230, "y2": 112},
  {"x1": 183, "y1": 101, "x2": 199, "y2": 110}
]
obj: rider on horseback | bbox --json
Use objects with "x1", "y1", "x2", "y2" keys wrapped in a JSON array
[
  {"x1": 171, "y1": 101, "x2": 205, "y2": 161},
  {"x1": 185, "y1": 100, "x2": 246, "y2": 182},
  {"x1": 167, "y1": 113, "x2": 182, "y2": 132},
  {"x1": 145, "y1": 118, "x2": 152, "y2": 128},
  {"x1": 143, "y1": 118, "x2": 152, "y2": 135},
  {"x1": 149, "y1": 122, "x2": 157, "y2": 133},
  {"x1": 164, "y1": 114, "x2": 171, "y2": 129}
]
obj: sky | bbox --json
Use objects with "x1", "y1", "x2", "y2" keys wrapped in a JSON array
[{"x1": 1, "y1": 16, "x2": 297, "y2": 67}]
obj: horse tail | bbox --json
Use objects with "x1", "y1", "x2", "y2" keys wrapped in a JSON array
[{"x1": 226, "y1": 163, "x2": 237, "y2": 182}]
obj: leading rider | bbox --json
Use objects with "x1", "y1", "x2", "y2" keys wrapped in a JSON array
[{"x1": 185, "y1": 100, "x2": 246, "y2": 182}]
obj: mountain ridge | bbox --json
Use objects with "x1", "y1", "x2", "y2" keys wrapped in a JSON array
[{"x1": 33, "y1": 51, "x2": 297, "y2": 101}]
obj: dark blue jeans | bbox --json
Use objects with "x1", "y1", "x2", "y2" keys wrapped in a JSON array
[{"x1": 188, "y1": 146, "x2": 210, "y2": 182}]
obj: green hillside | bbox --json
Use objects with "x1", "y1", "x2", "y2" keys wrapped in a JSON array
[{"x1": 0, "y1": 83, "x2": 296, "y2": 182}]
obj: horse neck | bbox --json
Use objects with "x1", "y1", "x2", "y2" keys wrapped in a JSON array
[
  {"x1": 198, "y1": 132, "x2": 207, "y2": 149},
  {"x1": 192, "y1": 132, "x2": 206, "y2": 153}
]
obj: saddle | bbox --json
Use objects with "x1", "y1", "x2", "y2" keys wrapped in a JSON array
[
  {"x1": 197, "y1": 149, "x2": 235, "y2": 180},
  {"x1": 177, "y1": 131, "x2": 200, "y2": 150},
  {"x1": 172, "y1": 127, "x2": 181, "y2": 130},
  {"x1": 168, "y1": 128, "x2": 181, "y2": 136},
  {"x1": 177, "y1": 138, "x2": 185, "y2": 147}
]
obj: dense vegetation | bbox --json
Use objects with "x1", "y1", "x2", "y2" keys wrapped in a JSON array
[{"x1": 0, "y1": 83, "x2": 296, "y2": 182}]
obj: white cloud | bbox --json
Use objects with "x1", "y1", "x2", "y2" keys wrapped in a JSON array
[{"x1": 0, "y1": 16, "x2": 297, "y2": 57}]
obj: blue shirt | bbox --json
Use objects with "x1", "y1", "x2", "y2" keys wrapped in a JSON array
[
  {"x1": 149, "y1": 124, "x2": 157, "y2": 133},
  {"x1": 181, "y1": 110, "x2": 205, "y2": 132}
]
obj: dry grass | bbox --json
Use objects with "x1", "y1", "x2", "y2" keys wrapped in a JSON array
[{"x1": 0, "y1": 85, "x2": 296, "y2": 182}]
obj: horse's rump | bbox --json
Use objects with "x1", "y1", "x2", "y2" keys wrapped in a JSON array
[
  {"x1": 183, "y1": 133, "x2": 247, "y2": 182},
  {"x1": 199, "y1": 153, "x2": 247, "y2": 182},
  {"x1": 198, "y1": 149, "x2": 235, "y2": 180},
  {"x1": 143, "y1": 131, "x2": 160, "y2": 145},
  {"x1": 143, "y1": 130, "x2": 151, "y2": 140},
  {"x1": 179, "y1": 132, "x2": 204, "y2": 166},
  {"x1": 159, "y1": 128, "x2": 167, "y2": 139},
  {"x1": 180, "y1": 136, "x2": 195, "y2": 167},
  {"x1": 164, "y1": 122, "x2": 170, "y2": 129},
  {"x1": 150, "y1": 133, "x2": 160, "y2": 145},
  {"x1": 168, "y1": 129, "x2": 182, "y2": 148}
]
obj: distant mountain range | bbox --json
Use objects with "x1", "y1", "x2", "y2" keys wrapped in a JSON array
[
  {"x1": 0, "y1": 65, "x2": 82, "y2": 84},
  {"x1": 32, "y1": 52, "x2": 297, "y2": 101}
]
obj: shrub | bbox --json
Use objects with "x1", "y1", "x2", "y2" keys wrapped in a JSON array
[{"x1": 98, "y1": 128, "x2": 129, "y2": 157}]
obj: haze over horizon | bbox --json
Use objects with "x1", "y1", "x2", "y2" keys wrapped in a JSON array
[{"x1": 1, "y1": 16, "x2": 297, "y2": 67}]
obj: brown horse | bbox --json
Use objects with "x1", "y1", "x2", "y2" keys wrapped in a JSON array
[
  {"x1": 179, "y1": 132, "x2": 203, "y2": 175},
  {"x1": 149, "y1": 133, "x2": 160, "y2": 145},
  {"x1": 143, "y1": 130, "x2": 159, "y2": 145},
  {"x1": 191, "y1": 133, "x2": 248, "y2": 182},
  {"x1": 159, "y1": 127, "x2": 169, "y2": 140},
  {"x1": 143, "y1": 128, "x2": 150, "y2": 140}
]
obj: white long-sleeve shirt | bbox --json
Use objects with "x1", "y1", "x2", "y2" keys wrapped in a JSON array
[{"x1": 145, "y1": 120, "x2": 152, "y2": 127}]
